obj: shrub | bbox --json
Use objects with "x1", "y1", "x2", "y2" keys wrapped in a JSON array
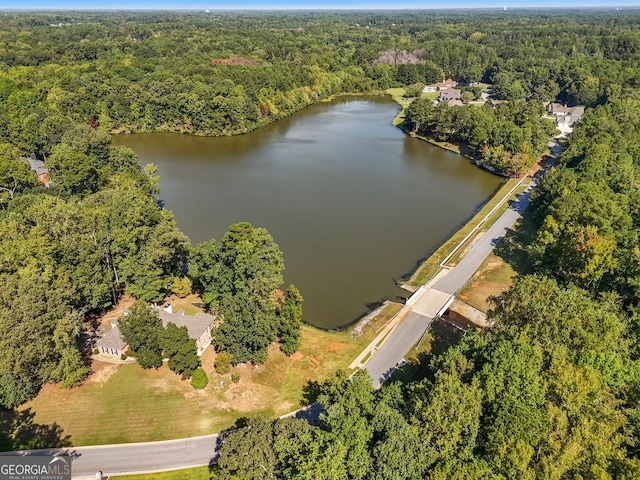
[
  {"x1": 191, "y1": 368, "x2": 209, "y2": 389},
  {"x1": 231, "y1": 373, "x2": 240, "y2": 383},
  {"x1": 93, "y1": 348, "x2": 99, "y2": 355},
  {"x1": 120, "y1": 353, "x2": 127, "y2": 360},
  {"x1": 214, "y1": 352, "x2": 234, "y2": 374}
]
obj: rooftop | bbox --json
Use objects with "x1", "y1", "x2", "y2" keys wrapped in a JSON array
[
  {"x1": 157, "y1": 309, "x2": 215, "y2": 340},
  {"x1": 96, "y1": 324, "x2": 128, "y2": 351}
]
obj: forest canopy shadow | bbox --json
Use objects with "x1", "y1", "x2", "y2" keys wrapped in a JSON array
[
  {"x1": 492, "y1": 209, "x2": 538, "y2": 276},
  {"x1": 0, "y1": 408, "x2": 72, "y2": 452}
]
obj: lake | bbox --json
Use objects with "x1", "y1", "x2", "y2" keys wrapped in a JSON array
[{"x1": 113, "y1": 96, "x2": 503, "y2": 329}]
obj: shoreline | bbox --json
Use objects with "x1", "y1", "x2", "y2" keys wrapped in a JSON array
[{"x1": 345, "y1": 89, "x2": 521, "y2": 334}]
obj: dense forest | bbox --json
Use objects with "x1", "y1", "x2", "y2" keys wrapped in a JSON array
[{"x1": 1, "y1": 9, "x2": 640, "y2": 476}]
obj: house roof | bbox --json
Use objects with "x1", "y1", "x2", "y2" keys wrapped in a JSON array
[
  {"x1": 158, "y1": 310, "x2": 215, "y2": 340},
  {"x1": 96, "y1": 324, "x2": 128, "y2": 351},
  {"x1": 548, "y1": 103, "x2": 585, "y2": 116},
  {"x1": 440, "y1": 88, "x2": 462, "y2": 101},
  {"x1": 100, "y1": 308, "x2": 216, "y2": 351},
  {"x1": 28, "y1": 157, "x2": 48, "y2": 176}
]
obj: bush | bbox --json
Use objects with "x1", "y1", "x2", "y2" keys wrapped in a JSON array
[
  {"x1": 93, "y1": 348, "x2": 99, "y2": 355},
  {"x1": 231, "y1": 373, "x2": 240, "y2": 383},
  {"x1": 191, "y1": 368, "x2": 209, "y2": 389},
  {"x1": 120, "y1": 353, "x2": 127, "y2": 360},
  {"x1": 215, "y1": 352, "x2": 234, "y2": 374},
  {"x1": 403, "y1": 83, "x2": 425, "y2": 98}
]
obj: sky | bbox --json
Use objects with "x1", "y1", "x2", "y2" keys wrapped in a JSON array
[{"x1": 5, "y1": 0, "x2": 640, "y2": 10}]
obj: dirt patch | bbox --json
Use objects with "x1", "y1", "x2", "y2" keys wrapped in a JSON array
[
  {"x1": 290, "y1": 351, "x2": 304, "y2": 361},
  {"x1": 485, "y1": 260, "x2": 503, "y2": 270},
  {"x1": 223, "y1": 377, "x2": 279, "y2": 412},
  {"x1": 87, "y1": 361, "x2": 119, "y2": 385},
  {"x1": 98, "y1": 295, "x2": 136, "y2": 329},
  {"x1": 326, "y1": 342, "x2": 342, "y2": 353}
]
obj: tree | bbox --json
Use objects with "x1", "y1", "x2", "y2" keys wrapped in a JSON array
[
  {"x1": 191, "y1": 222, "x2": 285, "y2": 364},
  {"x1": 160, "y1": 322, "x2": 199, "y2": 379},
  {"x1": 488, "y1": 275, "x2": 626, "y2": 357},
  {"x1": 278, "y1": 285, "x2": 303, "y2": 356},
  {"x1": 0, "y1": 156, "x2": 37, "y2": 207},
  {"x1": 216, "y1": 416, "x2": 278, "y2": 480},
  {"x1": 214, "y1": 352, "x2": 234, "y2": 374},
  {"x1": 317, "y1": 370, "x2": 375, "y2": 480},
  {"x1": 461, "y1": 91, "x2": 474, "y2": 103},
  {"x1": 47, "y1": 145, "x2": 99, "y2": 195},
  {"x1": 409, "y1": 356, "x2": 483, "y2": 466},
  {"x1": 118, "y1": 302, "x2": 163, "y2": 369},
  {"x1": 478, "y1": 339, "x2": 549, "y2": 477}
]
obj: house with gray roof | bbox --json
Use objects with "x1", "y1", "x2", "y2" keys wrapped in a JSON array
[
  {"x1": 546, "y1": 102, "x2": 586, "y2": 133},
  {"x1": 438, "y1": 88, "x2": 462, "y2": 103},
  {"x1": 157, "y1": 308, "x2": 215, "y2": 355},
  {"x1": 96, "y1": 321, "x2": 128, "y2": 357},
  {"x1": 94, "y1": 307, "x2": 215, "y2": 358},
  {"x1": 28, "y1": 153, "x2": 49, "y2": 185}
]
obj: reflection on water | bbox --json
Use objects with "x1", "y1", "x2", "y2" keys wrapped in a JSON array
[{"x1": 114, "y1": 97, "x2": 503, "y2": 329}]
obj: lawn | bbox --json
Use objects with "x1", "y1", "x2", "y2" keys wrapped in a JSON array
[
  {"x1": 112, "y1": 466, "x2": 210, "y2": 480},
  {"x1": 457, "y1": 252, "x2": 517, "y2": 312},
  {"x1": 20, "y1": 324, "x2": 378, "y2": 447}
]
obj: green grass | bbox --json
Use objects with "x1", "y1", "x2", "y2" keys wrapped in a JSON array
[
  {"x1": 457, "y1": 252, "x2": 518, "y2": 312},
  {"x1": 22, "y1": 323, "x2": 380, "y2": 447},
  {"x1": 457, "y1": 207, "x2": 539, "y2": 312},
  {"x1": 367, "y1": 302, "x2": 403, "y2": 333},
  {"x1": 111, "y1": 466, "x2": 210, "y2": 480}
]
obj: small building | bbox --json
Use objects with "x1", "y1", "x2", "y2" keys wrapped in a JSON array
[
  {"x1": 439, "y1": 88, "x2": 462, "y2": 103},
  {"x1": 446, "y1": 99, "x2": 464, "y2": 107},
  {"x1": 28, "y1": 153, "x2": 49, "y2": 185},
  {"x1": 95, "y1": 321, "x2": 129, "y2": 357}
]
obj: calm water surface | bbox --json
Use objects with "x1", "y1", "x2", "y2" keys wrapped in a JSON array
[{"x1": 114, "y1": 97, "x2": 503, "y2": 329}]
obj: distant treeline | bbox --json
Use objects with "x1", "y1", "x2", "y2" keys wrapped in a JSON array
[{"x1": 1, "y1": 10, "x2": 639, "y2": 143}]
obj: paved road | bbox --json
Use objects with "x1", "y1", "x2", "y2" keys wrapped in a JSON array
[
  {"x1": 1, "y1": 434, "x2": 220, "y2": 478},
  {"x1": 364, "y1": 171, "x2": 541, "y2": 388},
  {"x1": 365, "y1": 311, "x2": 433, "y2": 388},
  {"x1": 2, "y1": 404, "x2": 323, "y2": 479},
  {"x1": 432, "y1": 178, "x2": 535, "y2": 295}
]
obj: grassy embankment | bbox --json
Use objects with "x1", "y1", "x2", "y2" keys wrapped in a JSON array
[{"x1": 112, "y1": 467, "x2": 210, "y2": 480}]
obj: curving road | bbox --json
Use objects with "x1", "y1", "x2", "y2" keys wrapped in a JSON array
[{"x1": 0, "y1": 404, "x2": 322, "y2": 479}]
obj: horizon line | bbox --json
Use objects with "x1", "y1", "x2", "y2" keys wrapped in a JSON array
[{"x1": 5, "y1": 5, "x2": 640, "y2": 10}]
